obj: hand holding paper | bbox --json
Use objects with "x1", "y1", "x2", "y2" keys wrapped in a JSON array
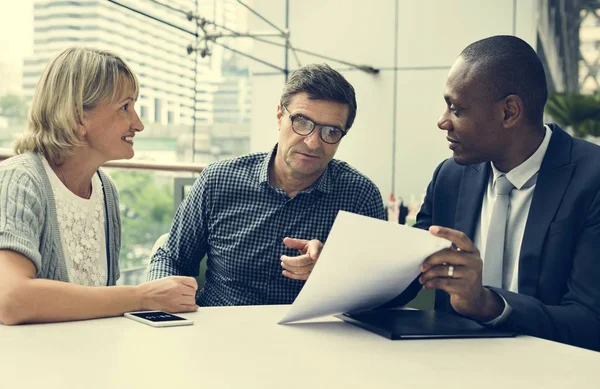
[
  {"x1": 279, "y1": 211, "x2": 449, "y2": 324},
  {"x1": 419, "y1": 226, "x2": 505, "y2": 322}
]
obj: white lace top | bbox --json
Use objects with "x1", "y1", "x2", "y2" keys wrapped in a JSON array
[{"x1": 41, "y1": 156, "x2": 108, "y2": 286}]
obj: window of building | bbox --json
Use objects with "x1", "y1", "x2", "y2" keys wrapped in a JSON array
[{"x1": 154, "y1": 98, "x2": 162, "y2": 123}]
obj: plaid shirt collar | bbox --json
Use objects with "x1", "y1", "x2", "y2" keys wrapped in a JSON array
[{"x1": 257, "y1": 144, "x2": 333, "y2": 195}]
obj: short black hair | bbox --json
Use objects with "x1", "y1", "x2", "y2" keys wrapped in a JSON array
[
  {"x1": 460, "y1": 35, "x2": 548, "y2": 124},
  {"x1": 280, "y1": 63, "x2": 357, "y2": 130}
]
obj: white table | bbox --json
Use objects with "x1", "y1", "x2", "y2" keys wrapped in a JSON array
[{"x1": 1, "y1": 305, "x2": 598, "y2": 389}]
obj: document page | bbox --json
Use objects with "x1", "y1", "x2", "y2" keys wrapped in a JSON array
[{"x1": 279, "y1": 211, "x2": 448, "y2": 324}]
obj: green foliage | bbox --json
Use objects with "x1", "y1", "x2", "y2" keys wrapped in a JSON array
[
  {"x1": 0, "y1": 94, "x2": 28, "y2": 120},
  {"x1": 545, "y1": 92, "x2": 600, "y2": 138},
  {"x1": 106, "y1": 169, "x2": 174, "y2": 269},
  {"x1": 581, "y1": 0, "x2": 600, "y2": 9}
]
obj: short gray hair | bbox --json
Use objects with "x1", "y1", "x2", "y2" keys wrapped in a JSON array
[
  {"x1": 14, "y1": 46, "x2": 139, "y2": 164},
  {"x1": 280, "y1": 64, "x2": 357, "y2": 130}
]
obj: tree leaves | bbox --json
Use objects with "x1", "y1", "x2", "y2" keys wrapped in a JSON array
[
  {"x1": 545, "y1": 92, "x2": 600, "y2": 138},
  {"x1": 107, "y1": 169, "x2": 174, "y2": 269},
  {"x1": 0, "y1": 94, "x2": 28, "y2": 120}
]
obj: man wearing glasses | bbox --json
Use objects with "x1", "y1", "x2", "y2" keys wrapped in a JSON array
[{"x1": 147, "y1": 64, "x2": 385, "y2": 306}]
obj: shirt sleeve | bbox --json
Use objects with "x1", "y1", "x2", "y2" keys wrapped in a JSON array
[
  {"x1": 483, "y1": 288, "x2": 513, "y2": 326},
  {"x1": 0, "y1": 168, "x2": 45, "y2": 275}
]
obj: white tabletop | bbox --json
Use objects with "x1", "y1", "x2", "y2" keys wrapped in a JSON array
[{"x1": 1, "y1": 305, "x2": 598, "y2": 389}]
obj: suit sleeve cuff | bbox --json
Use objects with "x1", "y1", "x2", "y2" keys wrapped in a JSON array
[{"x1": 483, "y1": 289, "x2": 512, "y2": 326}]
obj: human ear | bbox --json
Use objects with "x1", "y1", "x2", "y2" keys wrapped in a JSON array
[
  {"x1": 501, "y1": 94, "x2": 523, "y2": 128},
  {"x1": 276, "y1": 104, "x2": 284, "y2": 130}
]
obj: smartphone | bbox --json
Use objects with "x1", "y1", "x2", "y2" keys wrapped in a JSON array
[{"x1": 124, "y1": 311, "x2": 194, "y2": 327}]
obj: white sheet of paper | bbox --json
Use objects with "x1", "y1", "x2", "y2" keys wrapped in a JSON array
[{"x1": 279, "y1": 211, "x2": 449, "y2": 324}]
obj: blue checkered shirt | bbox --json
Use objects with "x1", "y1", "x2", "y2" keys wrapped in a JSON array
[{"x1": 147, "y1": 145, "x2": 386, "y2": 306}]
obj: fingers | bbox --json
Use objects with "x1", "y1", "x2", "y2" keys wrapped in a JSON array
[
  {"x1": 420, "y1": 248, "x2": 470, "y2": 272},
  {"x1": 418, "y1": 263, "x2": 466, "y2": 294},
  {"x1": 169, "y1": 276, "x2": 198, "y2": 291},
  {"x1": 281, "y1": 254, "x2": 314, "y2": 267},
  {"x1": 283, "y1": 237, "x2": 309, "y2": 250},
  {"x1": 171, "y1": 304, "x2": 199, "y2": 313},
  {"x1": 280, "y1": 261, "x2": 313, "y2": 275},
  {"x1": 141, "y1": 277, "x2": 198, "y2": 312},
  {"x1": 169, "y1": 278, "x2": 197, "y2": 308},
  {"x1": 280, "y1": 239, "x2": 323, "y2": 281},
  {"x1": 281, "y1": 252, "x2": 315, "y2": 280},
  {"x1": 429, "y1": 226, "x2": 478, "y2": 254},
  {"x1": 419, "y1": 264, "x2": 463, "y2": 285},
  {"x1": 282, "y1": 270, "x2": 309, "y2": 281},
  {"x1": 419, "y1": 260, "x2": 482, "y2": 301},
  {"x1": 280, "y1": 251, "x2": 317, "y2": 277},
  {"x1": 283, "y1": 238, "x2": 324, "y2": 261},
  {"x1": 421, "y1": 276, "x2": 465, "y2": 294},
  {"x1": 306, "y1": 240, "x2": 323, "y2": 260},
  {"x1": 281, "y1": 252, "x2": 317, "y2": 280}
]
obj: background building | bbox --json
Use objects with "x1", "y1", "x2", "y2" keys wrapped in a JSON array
[
  {"x1": 3, "y1": 0, "x2": 600, "y2": 285},
  {"x1": 578, "y1": 1, "x2": 600, "y2": 93},
  {"x1": 24, "y1": 0, "x2": 199, "y2": 126},
  {"x1": 22, "y1": 0, "x2": 252, "y2": 163}
]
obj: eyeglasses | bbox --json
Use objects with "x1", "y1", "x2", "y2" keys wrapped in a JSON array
[{"x1": 282, "y1": 105, "x2": 347, "y2": 145}]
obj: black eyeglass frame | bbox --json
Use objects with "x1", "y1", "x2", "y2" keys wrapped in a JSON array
[{"x1": 282, "y1": 105, "x2": 347, "y2": 145}]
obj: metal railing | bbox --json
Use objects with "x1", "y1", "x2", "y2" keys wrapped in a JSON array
[{"x1": 0, "y1": 148, "x2": 205, "y2": 173}]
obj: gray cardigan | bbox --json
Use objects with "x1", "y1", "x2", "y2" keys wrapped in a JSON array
[{"x1": 0, "y1": 152, "x2": 121, "y2": 285}]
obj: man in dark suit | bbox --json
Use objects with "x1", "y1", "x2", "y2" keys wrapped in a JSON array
[{"x1": 404, "y1": 35, "x2": 600, "y2": 351}]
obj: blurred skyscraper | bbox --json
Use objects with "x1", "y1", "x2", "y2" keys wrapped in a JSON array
[
  {"x1": 579, "y1": 3, "x2": 600, "y2": 94},
  {"x1": 22, "y1": 0, "x2": 252, "y2": 162},
  {"x1": 24, "y1": 0, "x2": 201, "y2": 125}
]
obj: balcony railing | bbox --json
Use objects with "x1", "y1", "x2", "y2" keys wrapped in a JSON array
[{"x1": 0, "y1": 148, "x2": 205, "y2": 173}]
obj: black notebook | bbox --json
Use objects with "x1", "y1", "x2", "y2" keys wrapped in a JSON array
[{"x1": 336, "y1": 309, "x2": 516, "y2": 340}]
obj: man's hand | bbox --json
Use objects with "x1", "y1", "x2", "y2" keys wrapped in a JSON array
[
  {"x1": 280, "y1": 237, "x2": 323, "y2": 280},
  {"x1": 137, "y1": 276, "x2": 198, "y2": 313},
  {"x1": 419, "y1": 226, "x2": 504, "y2": 321}
]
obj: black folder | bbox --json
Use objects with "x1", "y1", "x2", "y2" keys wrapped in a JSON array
[{"x1": 336, "y1": 309, "x2": 516, "y2": 340}]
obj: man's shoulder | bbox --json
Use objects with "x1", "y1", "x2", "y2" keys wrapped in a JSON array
[
  {"x1": 545, "y1": 126, "x2": 600, "y2": 185},
  {"x1": 327, "y1": 159, "x2": 379, "y2": 189},
  {"x1": 205, "y1": 152, "x2": 267, "y2": 174},
  {"x1": 565, "y1": 139, "x2": 600, "y2": 198},
  {"x1": 433, "y1": 157, "x2": 469, "y2": 181},
  {"x1": 570, "y1": 136, "x2": 600, "y2": 166},
  {"x1": 547, "y1": 123, "x2": 600, "y2": 166}
]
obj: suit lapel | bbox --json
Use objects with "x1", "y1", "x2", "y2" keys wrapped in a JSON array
[
  {"x1": 454, "y1": 163, "x2": 489, "y2": 240},
  {"x1": 436, "y1": 162, "x2": 489, "y2": 312},
  {"x1": 519, "y1": 125, "x2": 574, "y2": 296}
]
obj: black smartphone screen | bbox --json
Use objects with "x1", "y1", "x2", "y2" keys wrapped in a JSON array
[{"x1": 131, "y1": 311, "x2": 187, "y2": 322}]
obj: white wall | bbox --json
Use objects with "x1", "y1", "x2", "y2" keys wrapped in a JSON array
[{"x1": 249, "y1": 0, "x2": 537, "y2": 203}]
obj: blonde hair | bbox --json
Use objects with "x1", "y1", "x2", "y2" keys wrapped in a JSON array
[{"x1": 14, "y1": 47, "x2": 139, "y2": 164}]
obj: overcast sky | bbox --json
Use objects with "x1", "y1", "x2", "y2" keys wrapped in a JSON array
[{"x1": 0, "y1": 0, "x2": 33, "y2": 67}]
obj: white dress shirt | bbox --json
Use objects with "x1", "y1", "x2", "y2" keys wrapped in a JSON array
[{"x1": 473, "y1": 125, "x2": 552, "y2": 323}]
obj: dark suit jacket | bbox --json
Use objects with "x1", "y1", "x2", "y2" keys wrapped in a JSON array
[{"x1": 400, "y1": 124, "x2": 600, "y2": 351}]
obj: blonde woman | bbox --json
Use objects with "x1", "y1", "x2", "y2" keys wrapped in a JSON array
[{"x1": 0, "y1": 47, "x2": 197, "y2": 325}]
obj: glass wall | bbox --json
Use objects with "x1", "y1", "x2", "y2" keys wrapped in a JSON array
[{"x1": 0, "y1": 0, "x2": 253, "y2": 285}]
